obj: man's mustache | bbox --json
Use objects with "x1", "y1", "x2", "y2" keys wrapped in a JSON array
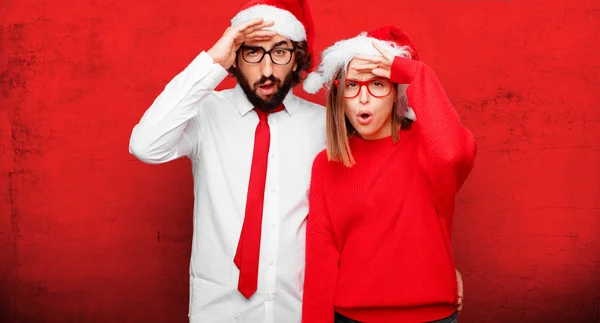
[{"x1": 254, "y1": 76, "x2": 281, "y2": 88}]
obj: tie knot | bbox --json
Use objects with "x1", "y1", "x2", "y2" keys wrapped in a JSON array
[{"x1": 254, "y1": 104, "x2": 285, "y2": 121}]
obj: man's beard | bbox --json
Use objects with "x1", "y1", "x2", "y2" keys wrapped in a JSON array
[{"x1": 235, "y1": 69, "x2": 294, "y2": 113}]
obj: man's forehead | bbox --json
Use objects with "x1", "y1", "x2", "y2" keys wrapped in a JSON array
[{"x1": 244, "y1": 35, "x2": 292, "y2": 48}]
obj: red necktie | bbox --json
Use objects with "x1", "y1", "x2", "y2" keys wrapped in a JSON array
[{"x1": 234, "y1": 104, "x2": 285, "y2": 299}]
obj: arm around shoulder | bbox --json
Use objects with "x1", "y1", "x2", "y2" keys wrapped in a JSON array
[{"x1": 302, "y1": 153, "x2": 340, "y2": 323}]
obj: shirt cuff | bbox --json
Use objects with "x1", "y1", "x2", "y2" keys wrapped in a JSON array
[{"x1": 188, "y1": 51, "x2": 229, "y2": 89}]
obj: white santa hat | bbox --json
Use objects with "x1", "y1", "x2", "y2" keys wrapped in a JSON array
[
  {"x1": 231, "y1": 0, "x2": 316, "y2": 72},
  {"x1": 303, "y1": 26, "x2": 420, "y2": 120}
]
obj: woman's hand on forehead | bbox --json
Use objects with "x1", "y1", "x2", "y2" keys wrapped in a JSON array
[
  {"x1": 352, "y1": 41, "x2": 395, "y2": 79},
  {"x1": 347, "y1": 58, "x2": 381, "y2": 80}
]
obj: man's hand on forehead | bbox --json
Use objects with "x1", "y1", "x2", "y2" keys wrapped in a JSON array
[
  {"x1": 207, "y1": 18, "x2": 278, "y2": 70},
  {"x1": 233, "y1": 18, "x2": 277, "y2": 43}
]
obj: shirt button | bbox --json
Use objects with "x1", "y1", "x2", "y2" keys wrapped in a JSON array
[
  {"x1": 271, "y1": 223, "x2": 276, "y2": 229},
  {"x1": 266, "y1": 293, "x2": 274, "y2": 301},
  {"x1": 271, "y1": 188, "x2": 276, "y2": 193},
  {"x1": 268, "y1": 119, "x2": 274, "y2": 124},
  {"x1": 270, "y1": 260, "x2": 275, "y2": 266},
  {"x1": 270, "y1": 153, "x2": 276, "y2": 159}
]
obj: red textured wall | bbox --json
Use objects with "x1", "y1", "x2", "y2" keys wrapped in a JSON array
[{"x1": 1, "y1": 0, "x2": 599, "y2": 322}]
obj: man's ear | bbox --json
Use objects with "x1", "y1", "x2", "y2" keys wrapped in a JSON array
[{"x1": 292, "y1": 61, "x2": 297, "y2": 72}]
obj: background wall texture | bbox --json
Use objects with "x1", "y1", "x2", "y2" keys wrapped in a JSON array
[{"x1": 1, "y1": 0, "x2": 599, "y2": 322}]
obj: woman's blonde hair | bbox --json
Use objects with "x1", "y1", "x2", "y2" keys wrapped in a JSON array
[{"x1": 325, "y1": 69, "x2": 411, "y2": 167}]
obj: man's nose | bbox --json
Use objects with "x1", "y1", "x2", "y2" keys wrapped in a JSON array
[{"x1": 260, "y1": 55, "x2": 274, "y2": 77}]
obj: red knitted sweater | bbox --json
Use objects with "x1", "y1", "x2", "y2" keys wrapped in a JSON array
[{"x1": 302, "y1": 57, "x2": 477, "y2": 323}]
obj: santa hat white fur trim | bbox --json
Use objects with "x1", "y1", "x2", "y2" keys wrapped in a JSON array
[{"x1": 231, "y1": 4, "x2": 306, "y2": 41}]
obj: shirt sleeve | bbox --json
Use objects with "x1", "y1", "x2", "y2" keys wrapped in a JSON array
[
  {"x1": 302, "y1": 154, "x2": 340, "y2": 323},
  {"x1": 129, "y1": 51, "x2": 228, "y2": 163},
  {"x1": 390, "y1": 57, "x2": 477, "y2": 204}
]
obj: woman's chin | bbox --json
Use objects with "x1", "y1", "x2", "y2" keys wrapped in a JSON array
[{"x1": 355, "y1": 127, "x2": 377, "y2": 140}]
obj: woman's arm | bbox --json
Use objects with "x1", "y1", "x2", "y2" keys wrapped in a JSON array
[
  {"x1": 389, "y1": 57, "x2": 476, "y2": 192},
  {"x1": 354, "y1": 42, "x2": 476, "y2": 196}
]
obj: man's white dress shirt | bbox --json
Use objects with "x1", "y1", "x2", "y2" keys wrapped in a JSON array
[{"x1": 129, "y1": 51, "x2": 326, "y2": 323}]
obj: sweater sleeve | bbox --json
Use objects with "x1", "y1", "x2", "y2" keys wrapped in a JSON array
[
  {"x1": 390, "y1": 57, "x2": 477, "y2": 197},
  {"x1": 302, "y1": 154, "x2": 340, "y2": 323}
]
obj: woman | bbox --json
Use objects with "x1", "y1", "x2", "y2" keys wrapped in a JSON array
[{"x1": 301, "y1": 26, "x2": 477, "y2": 323}]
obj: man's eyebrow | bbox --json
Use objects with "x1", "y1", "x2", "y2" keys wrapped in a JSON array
[
  {"x1": 271, "y1": 40, "x2": 291, "y2": 48},
  {"x1": 244, "y1": 41, "x2": 292, "y2": 50}
]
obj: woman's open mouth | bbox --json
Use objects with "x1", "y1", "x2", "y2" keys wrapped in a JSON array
[{"x1": 357, "y1": 111, "x2": 373, "y2": 125}]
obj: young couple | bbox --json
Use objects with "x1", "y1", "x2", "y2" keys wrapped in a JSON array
[{"x1": 129, "y1": 0, "x2": 476, "y2": 322}]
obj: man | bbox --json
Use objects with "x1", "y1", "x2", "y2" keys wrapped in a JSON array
[{"x1": 129, "y1": 0, "x2": 463, "y2": 322}]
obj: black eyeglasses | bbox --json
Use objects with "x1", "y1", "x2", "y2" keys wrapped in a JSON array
[{"x1": 239, "y1": 45, "x2": 295, "y2": 65}]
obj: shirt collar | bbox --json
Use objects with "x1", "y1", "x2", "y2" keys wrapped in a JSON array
[{"x1": 233, "y1": 84, "x2": 298, "y2": 117}]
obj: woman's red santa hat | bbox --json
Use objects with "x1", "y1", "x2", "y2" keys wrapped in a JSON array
[
  {"x1": 303, "y1": 25, "x2": 420, "y2": 120},
  {"x1": 231, "y1": 0, "x2": 315, "y2": 71}
]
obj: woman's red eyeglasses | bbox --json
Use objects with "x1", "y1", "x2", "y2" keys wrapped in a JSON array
[{"x1": 333, "y1": 78, "x2": 393, "y2": 98}]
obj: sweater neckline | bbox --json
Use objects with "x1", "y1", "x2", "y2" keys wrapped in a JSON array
[{"x1": 349, "y1": 128, "x2": 412, "y2": 152}]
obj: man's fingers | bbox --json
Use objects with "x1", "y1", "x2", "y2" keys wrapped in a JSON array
[
  {"x1": 243, "y1": 23, "x2": 275, "y2": 36},
  {"x1": 455, "y1": 270, "x2": 464, "y2": 313},
  {"x1": 243, "y1": 35, "x2": 277, "y2": 43},
  {"x1": 456, "y1": 295, "x2": 463, "y2": 313},
  {"x1": 456, "y1": 270, "x2": 464, "y2": 297},
  {"x1": 245, "y1": 30, "x2": 277, "y2": 39},
  {"x1": 234, "y1": 18, "x2": 267, "y2": 31},
  {"x1": 240, "y1": 20, "x2": 275, "y2": 34},
  {"x1": 247, "y1": 36, "x2": 276, "y2": 41}
]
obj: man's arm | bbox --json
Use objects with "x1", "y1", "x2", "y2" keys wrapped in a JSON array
[
  {"x1": 129, "y1": 18, "x2": 276, "y2": 164},
  {"x1": 128, "y1": 52, "x2": 227, "y2": 163},
  {"x1": 456, "y1": 269, "x2": 463, "y2": 313}
]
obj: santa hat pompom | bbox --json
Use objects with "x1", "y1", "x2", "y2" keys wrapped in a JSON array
[{"x1": 303, "y1": 71, "x2": 325, "y2": 94}]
